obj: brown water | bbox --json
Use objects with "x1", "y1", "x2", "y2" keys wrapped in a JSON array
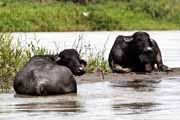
[{"x1": 1, "y1": 77, "x2": 180, "y2": 120}]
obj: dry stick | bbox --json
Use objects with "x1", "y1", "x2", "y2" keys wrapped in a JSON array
[
  {"x1": 101, "y1": 71, "x2": 105, "y2": 80},
  {"x1": 72, "y1": 36, "x2": 77, "y2": 48},
  {"x1": 79, "y1": 35, "x2": 84, "y2": 55},
  {"x1": 76, "y1": 34, "x2": 83, "y2": 50},
  {"x1": 101, "y1": 34, "x2": 110, "y2": 80},
  {"x1": 72, "y1": 34, "x2": 84, "y2": 54},
  {"x1": 77, "y1": 34, "x2": 84, "y2": 54},
  {"x1": 53, "y1": 41, "x2": 61, "y2": 54},
  {"x1": 102, "y1": 34, "x2": 110, "y2": 57}
]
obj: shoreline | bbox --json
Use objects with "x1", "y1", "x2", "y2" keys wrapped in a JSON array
[
  {"x1": 0, "y1": 0, "x2": 179, "y2": 31},
  {"x1": 76, "y1": 68, "x2": 180, "y2": 84}
]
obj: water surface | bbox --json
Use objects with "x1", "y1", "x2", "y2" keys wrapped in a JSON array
[{"x1": 0, "y1": 77, "x2": 180, "y2": 120}]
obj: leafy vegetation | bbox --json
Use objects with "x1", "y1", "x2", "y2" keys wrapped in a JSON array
[{"x1": 0, "y1": 0, "x2": 179, "y2": 31}]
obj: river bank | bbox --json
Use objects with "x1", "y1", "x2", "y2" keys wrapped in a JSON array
[
  {"x1": 0, "y1": 0, "x2": 180, "y2": 31},
  {"x1": 75, "y1": 68, "x2": 180, "y2": 84}
]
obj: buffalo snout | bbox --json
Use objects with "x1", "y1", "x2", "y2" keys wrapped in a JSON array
[
  {"x1": 143, "y1": 47, "x2": 153, "y2": 53},
  {"x1": 57, "y1": 49, "x2": 87, "y2": 76}
]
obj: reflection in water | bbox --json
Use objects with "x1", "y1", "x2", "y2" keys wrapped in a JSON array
[
  {"x1": 13, "y1": 101, "x2": 84, "y2": 113},
  {"x1": 110, "y1": 79, "x2": 161, "y2": 92},
  {"x1": 1, "y1": 77, "x2": 180, "y2": 120},
  {"x1": 112, "y1": 102, "x2": 160, "y2": 115},
  {"x1": 110, "y1": 79, "x2": 161, "y2": 115},
  {"x1": 0, "y1": 94, "x2": 86, "y2": 120}
]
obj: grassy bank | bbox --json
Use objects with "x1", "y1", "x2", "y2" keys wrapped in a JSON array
[{"x1": 0, "y1": 0, "x2": 179, "y2": 31}]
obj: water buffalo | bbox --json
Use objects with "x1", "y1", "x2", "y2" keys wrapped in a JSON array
[
  {"x1": 13, "y1": 49, "x2": 86, "y2": 96},
  {"x1": 56, "y1": 49, "x2": 86, "y2": 75},
  {"x1": 108, "y1": 32, "x2": 170, "y2": 73}
]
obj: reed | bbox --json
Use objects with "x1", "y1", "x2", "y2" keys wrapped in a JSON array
[
  {"x1": 72, "y1": 34, "x2": 111, "y2": 74},
  {"x1": 0, "y1": 33, "x2": 47, "y2": 92}
]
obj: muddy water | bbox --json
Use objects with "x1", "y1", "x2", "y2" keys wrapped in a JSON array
[
  {"x1": 2, "y1": 31, "x2": 179, "y2": 119},
  {"x1": 1, "y1": 77, "x2": 180, "y2": 120}
]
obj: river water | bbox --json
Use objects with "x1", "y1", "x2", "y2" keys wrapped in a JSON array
[
  {"x1": 0, "y1": 31, "x2": 180, "y2": 120},
  {"x1": 1, "y1": 77, "x2": 180, "y2": 120}
]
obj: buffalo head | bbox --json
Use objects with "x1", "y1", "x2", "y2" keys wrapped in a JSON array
[
  {"x1": 56, "y1": 49, "x2": 87, "y2": 75},
  {"x1": 130, "y1": 32, "x2": 156, "y2": 72}
]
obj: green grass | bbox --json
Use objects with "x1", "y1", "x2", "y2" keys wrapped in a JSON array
[
  {"x1": 0, "y1": 0, "x2": 179, "y2": 31},
  {"x1": 0, "y1": 33, "x2": 47, "y2": 92}
]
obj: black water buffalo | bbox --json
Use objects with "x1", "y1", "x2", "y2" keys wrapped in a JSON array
[
  {"x1": 13, "y1": 49, "x2": 86, "y2": 96},
  {"x1": 56, "y1": 49, "x2": 86, "y2": 75},
  {"x1": 108, "y1": 32, "x2": 170, "y2": 73}
]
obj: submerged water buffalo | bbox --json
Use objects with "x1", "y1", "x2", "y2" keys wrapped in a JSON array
[
  {"x1": 13, "y1": 49, "x2": 86, "y2": 96},
  {"x1": 108, "y1": 32, "x2": 170, "y2": 73}
]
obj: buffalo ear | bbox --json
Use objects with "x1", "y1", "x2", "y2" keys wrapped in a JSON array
[
  {"x1": 123, "y1": 36, "x2": 134, "y2": 43},
  {"x1": 80, "y1": 59, "x2": 87, "y2": 67}
]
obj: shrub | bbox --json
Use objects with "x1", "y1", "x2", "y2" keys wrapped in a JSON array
[
  {"x1": 127, "y1": 0, "x2": 180, "y2": 21},
  {"x1": 85, "y1": 7, "x2": 118, "y2": 30}
]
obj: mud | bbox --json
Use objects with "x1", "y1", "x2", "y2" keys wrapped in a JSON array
[{"x1": 76, "y1": 68, "x2": 180, "y2": 84}]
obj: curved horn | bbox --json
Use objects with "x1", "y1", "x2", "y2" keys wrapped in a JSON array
[
  {"x1": 54, "y1": 55, "x2": 61, "y2": 62},
  {"x1": 123, "y1": 36, "x2": 134, "y2": 43}
]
